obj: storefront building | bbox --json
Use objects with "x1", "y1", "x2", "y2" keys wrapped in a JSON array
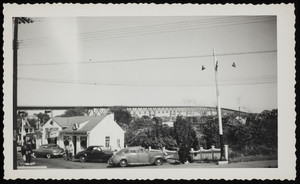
[{"x1": 35, "y1": 113, "x2": 125, "y2": 154}]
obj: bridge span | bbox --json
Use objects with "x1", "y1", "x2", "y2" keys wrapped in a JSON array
[{"x1": 17, "y1": 106, "x2": 245, "y2": 118}]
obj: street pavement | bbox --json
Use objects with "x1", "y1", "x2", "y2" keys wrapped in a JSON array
[{"x1": 18, "y1": 157, "x2": 278, "y2": 169}]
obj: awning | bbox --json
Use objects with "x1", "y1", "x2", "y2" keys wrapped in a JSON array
[{"x1": 60, "y1": 130, "x2": 88, "y2": 135}]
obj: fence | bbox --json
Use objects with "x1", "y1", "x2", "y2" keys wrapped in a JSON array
[
  {"x1": 190, "y1": 145, "x2": 228, "y2": 162},
  {"x1": 147, "y1": 145, "x2": 228, "y2": 162}
]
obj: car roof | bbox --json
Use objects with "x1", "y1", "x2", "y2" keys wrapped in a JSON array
[
  {"x1": 126, "y1": 146, "x2": 144, "y2": 149},
  {"x1": 88, "y1": 145, "x2": 104, "y2": 148}
]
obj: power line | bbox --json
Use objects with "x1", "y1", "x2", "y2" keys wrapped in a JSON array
[
  {"x1": 80, "y1": 19, "x2": 275, "y2": 41},
  {"x1": 21, "y1": 16, "x2": 274, "y2": 43},
  {"x1": 18, "y1": 50, "x2": 277, "y2": 66},
  {"x1": 20, "y1": 18, "x2": 275, "y2": 47},
  {"x1": 80, "y1": 16, "x2": 274, "y2": 36},
  {"x1": 18, "y1": 17, "x2": 275, "y2": 48},
  {"x1": 18, "y1": 76, "x2": 277, "y2": 87}
]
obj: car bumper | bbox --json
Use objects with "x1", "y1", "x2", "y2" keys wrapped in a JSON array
[
  {"x1": 108, "y1": 159, "x2": 115, "y2": 166},
  {"x1": 53, "y1": 152, "x2": 65, "y2": 156}
]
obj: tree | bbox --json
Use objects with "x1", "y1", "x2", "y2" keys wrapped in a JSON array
[
  {"x1": 198, "y1": 109, "x2": 278, "y2": 157},
  {"x1": 59, "y1": 107, "x2": 86, "y2": 117},
  {"x1": 27, "y1": 118, "x2": 38, "y2": 129},
  {"x1": 173, "y1": 116, "x2": 199, "y2": 163},
  {"x1": 109, "y1": 107, "x2": 132, "y2": 130},
  {"x1": 34, "y1": 112, "x2": 50, "y2": 127},
  {"x1": 125, "y1": 116, "x2": 177, "y2": 150}
]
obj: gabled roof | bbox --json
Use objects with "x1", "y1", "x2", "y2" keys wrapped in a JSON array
[{"x1": 52, "y1": 115, "x2": 108, "y2": 133}]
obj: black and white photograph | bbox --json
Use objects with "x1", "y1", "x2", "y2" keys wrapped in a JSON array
[{"x1": 3, "y1": 4, "x2": 296, "y2": 180}]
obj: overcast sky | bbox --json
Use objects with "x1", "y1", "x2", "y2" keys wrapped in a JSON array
[{"x1": 17, "y1": 16, "x2": 277, "y2": 113}]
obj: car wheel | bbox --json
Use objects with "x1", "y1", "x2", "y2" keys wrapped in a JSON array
[
  {"x1": 154, "y1": 158, "x2": 163, "y2": 166},
  {"x1": 79, "y1": 156, "x2": 86, "y2": 163},
  {"x1": 119, "y1": 159, "x2": 128, "y2": 167},
  {"x1": 46, "y1": 153, "x2": 51, "y2": 159}
]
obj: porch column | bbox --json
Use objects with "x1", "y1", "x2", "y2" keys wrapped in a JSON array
[{"x1": 42, "y1": 127, "x2": 46, "y2": 144}]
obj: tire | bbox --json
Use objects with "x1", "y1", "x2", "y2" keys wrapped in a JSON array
[
  {"x1": 154, "y1": 158, "x2": 163, "y2": 166},
  {"x1": 46, "y1": 153, "x2": 51, "y2": 159},
  {"x1": 79, "y1": 156, "x2": 86, "y2": 163},
  {"x1": 119, "y1": 159, "x2": 128, "y2": 167}
]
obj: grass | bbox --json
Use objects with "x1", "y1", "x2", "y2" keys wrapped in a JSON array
[{"x1": 229, "y1": 154, "x2": 277, "y2": 163}]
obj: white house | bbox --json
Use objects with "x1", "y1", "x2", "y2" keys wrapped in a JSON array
[
  {"x1": 35, "y1": 113, "x2": 125, "y2": 154},
  {"x1": 17, "y1": 117, "x2": 35, "y2": 146}
]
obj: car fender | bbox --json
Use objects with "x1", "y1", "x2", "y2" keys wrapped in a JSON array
[
  {"x1": 112, "y1": 155, "x2": 127, "y2": 164},
  {"x1": 149, "y1": 155, "x2": 164, "y2": 164},
  {"x1": 74, "y1": 152, "x2": 86, "y2": 159}
]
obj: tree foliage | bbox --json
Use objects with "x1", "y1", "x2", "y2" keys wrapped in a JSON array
[
  {"x1": 109, "y1": 107, "x2": 132, "y2": 130},
  {"x1": 173, "y1": 116, "x2": 199, "y2": 163},
  {"x1": 59, "y1": 107, "x2": 86, "y2": 117},
  {"x1": 198, "y1": 109, "x2": 278, "y2": 157},
  {"x1": 34, "y1": 112, "x2": 50, "y2": 127},
  {"x1": 27, "y1": 118, "x2": 38, "y2": 129},
  {"x1": 125, "y1": 116, "x2": 177, "y2": 150}
]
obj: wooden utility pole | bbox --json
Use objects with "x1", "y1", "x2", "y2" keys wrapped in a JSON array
[
  {"x1": 13, "y1": 17, "x2": 18, "y2": 170},
  {"x1": 13, "y1": 17, "x2": 33, "y2": 169}
]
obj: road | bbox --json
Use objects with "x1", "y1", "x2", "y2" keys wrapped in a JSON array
[{"x1": 18, "y1": 157, "x2": 278, "y2": 169}]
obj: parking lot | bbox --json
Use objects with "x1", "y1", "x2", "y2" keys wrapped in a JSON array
[{"x1": 18, "y1": 157, "x2": 278, "y2": 169}]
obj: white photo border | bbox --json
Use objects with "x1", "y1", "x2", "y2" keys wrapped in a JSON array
[{"x1": 3, "y1": 3, "x2": 296, "y2": 180}]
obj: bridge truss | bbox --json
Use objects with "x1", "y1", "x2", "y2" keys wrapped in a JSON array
[{"x1": 17, "y1": 106, "x2": 243, "y2": 119}]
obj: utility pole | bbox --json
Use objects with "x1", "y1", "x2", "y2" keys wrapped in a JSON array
[
  {"x1": 212, "y1": 49, "x2": 226, "y2": 161},
  {"x1": 13, "y1": 17, "x2": 19, "y2": 170},
  {"x1": 13, "y1": 17, "x2": 33, "y2": 169}
]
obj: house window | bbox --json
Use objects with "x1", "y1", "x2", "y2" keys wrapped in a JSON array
[
  {"x1": 105, "y1": 136, "x2": 110, "y2": 148},
  {"x1": 117, "y1": 139, "x2": 121, "y2": 148}
]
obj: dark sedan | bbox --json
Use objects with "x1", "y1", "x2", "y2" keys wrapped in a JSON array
[
  {"x1": 74, "y1": 146, "x2": 114, "y2": 163},
  {"x1": 32, "y1": 144, "x2": 65, "y2": 159}
]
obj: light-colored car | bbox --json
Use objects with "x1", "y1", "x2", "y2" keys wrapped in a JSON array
[
  {"x1": 32, "y1": 144, "x2": 65, "y2": 159},
  {"x1": 108, "y1": 146, "x2": 164, "y2": 167}
]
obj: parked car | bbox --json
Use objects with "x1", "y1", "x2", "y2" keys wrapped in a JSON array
[
  {"x1": 108, "y1": 146, "x2": 165, "y2": 167},
  {"x1": 32, "y1": 144, "x2": 64, "y2": 159},
  {"x1": 74, "y1": 145, "x2": 114, "y2": 163}
]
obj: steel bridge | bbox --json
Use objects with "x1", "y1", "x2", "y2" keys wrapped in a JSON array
[{"x1": 16, "y1": 106, "x2": 245, "y2": 118}]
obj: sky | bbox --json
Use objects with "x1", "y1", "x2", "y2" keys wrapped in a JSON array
[{"x1": 17, "y1": 16, "x2": 277, "y2": 113}]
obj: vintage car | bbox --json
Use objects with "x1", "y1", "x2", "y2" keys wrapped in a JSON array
[
  {"x1": 108, "y1": 146, "x2": 165, "y2": 167},
  {"x1": 74, "y1": 145, "x2": 114, "y2": 163},
  {"x1": 32, "y1": 144, "x2": 65, "y2": 159}
]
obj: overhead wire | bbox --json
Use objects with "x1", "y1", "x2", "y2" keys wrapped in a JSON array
[
  {"x1": 21, "y1": 16, "x2": 273, "y2": 42},
  {"x1": 18, "y1": 17, "x2": 276, "y2": 48},
  {"x1": 18, "y1": 50, "x2": 277, "y2": 66},
  {"x1": 20, "y1": 18, "x2": 275, "y2": 47},
  {"x1": 79, "y1": 17, "x2": 274, "y2": 37},
  {"x1": 18, "y1": 75, "x2": 277, "y2": 87}
]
